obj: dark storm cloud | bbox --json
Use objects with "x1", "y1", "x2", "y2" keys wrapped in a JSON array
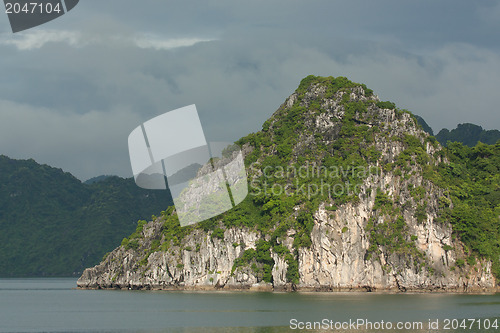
[{"x1": 0, "y1": 0, "x2": 498, "y2": 180}]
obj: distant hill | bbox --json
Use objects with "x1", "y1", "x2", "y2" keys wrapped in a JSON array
[
  {"x1": 414, "y1": 115, "x2": 434, "y2": 136},
  {"x1": 0, "y1": 155, "x2": 172, "y2": 277},
  {"x1": 412, "y1": 118, "x2": 500, "y2": 147},
  {"x1": 436, "y1": 123, "x2": 500, "y2": 147},
  {"x1": 84, "y1": 175, "x2": 113, "y2": 184}
]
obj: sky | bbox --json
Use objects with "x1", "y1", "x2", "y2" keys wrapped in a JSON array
[{"x1": 0, "y1": 0, "x2": 499, "y2": 181}]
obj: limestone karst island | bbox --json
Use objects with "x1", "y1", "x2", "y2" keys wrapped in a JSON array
[{"x1": 78, "y1": 76, "x2": 500, "y2": 293}]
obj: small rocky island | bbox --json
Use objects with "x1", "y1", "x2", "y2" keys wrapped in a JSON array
[{"x1": 78, "y1": 76, "x2": 499, "y2": 292}]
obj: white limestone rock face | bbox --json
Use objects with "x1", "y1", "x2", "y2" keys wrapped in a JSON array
[{"x1": 78, "y1": 200, "x2": 496, "y2": 292}]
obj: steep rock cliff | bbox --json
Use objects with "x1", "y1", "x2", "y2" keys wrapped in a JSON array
[{"x1": 78, "y1": 76, "x2": 498, "y2": 292}]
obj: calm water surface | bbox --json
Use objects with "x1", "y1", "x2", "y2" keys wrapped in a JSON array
[{"x1": 0, "y1": 278, "x2": 499, "y2": 332}]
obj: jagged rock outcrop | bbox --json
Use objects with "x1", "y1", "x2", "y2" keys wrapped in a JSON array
[
  {"x1": 78, "y1": 201, "x2": 496, "y2": 292},
  {"x1": 78, "y1": 76, "x2": 498, "y2": 292}
]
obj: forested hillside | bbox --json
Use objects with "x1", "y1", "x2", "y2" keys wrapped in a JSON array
[
  {"x1": 0, "y1": 156, "x2": 172, "y2": 277},
  {"x1": 436, "y1": 123, "x2": 500, "y2": 147}
]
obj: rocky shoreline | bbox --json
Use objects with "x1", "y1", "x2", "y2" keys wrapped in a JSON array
[
  {"x1": 77, "y1": 207, "x2": 498, "y2": 293},
  {"x1": 78, "y1": 282, "x2": 499, "y2": 294}
]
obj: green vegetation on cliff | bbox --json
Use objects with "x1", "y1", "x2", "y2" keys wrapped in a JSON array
[{"x1": 430, "y1": 141, "x2": 500, "y2": 277}]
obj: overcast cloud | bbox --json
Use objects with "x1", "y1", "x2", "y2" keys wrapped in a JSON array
[{"x1": 0, "y1": 0, "x2": 499, "y2": 181}]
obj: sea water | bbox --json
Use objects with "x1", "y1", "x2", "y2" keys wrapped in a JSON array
[{"x1": 0, "y1": 278, "x2": 499, "y2": 332}]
